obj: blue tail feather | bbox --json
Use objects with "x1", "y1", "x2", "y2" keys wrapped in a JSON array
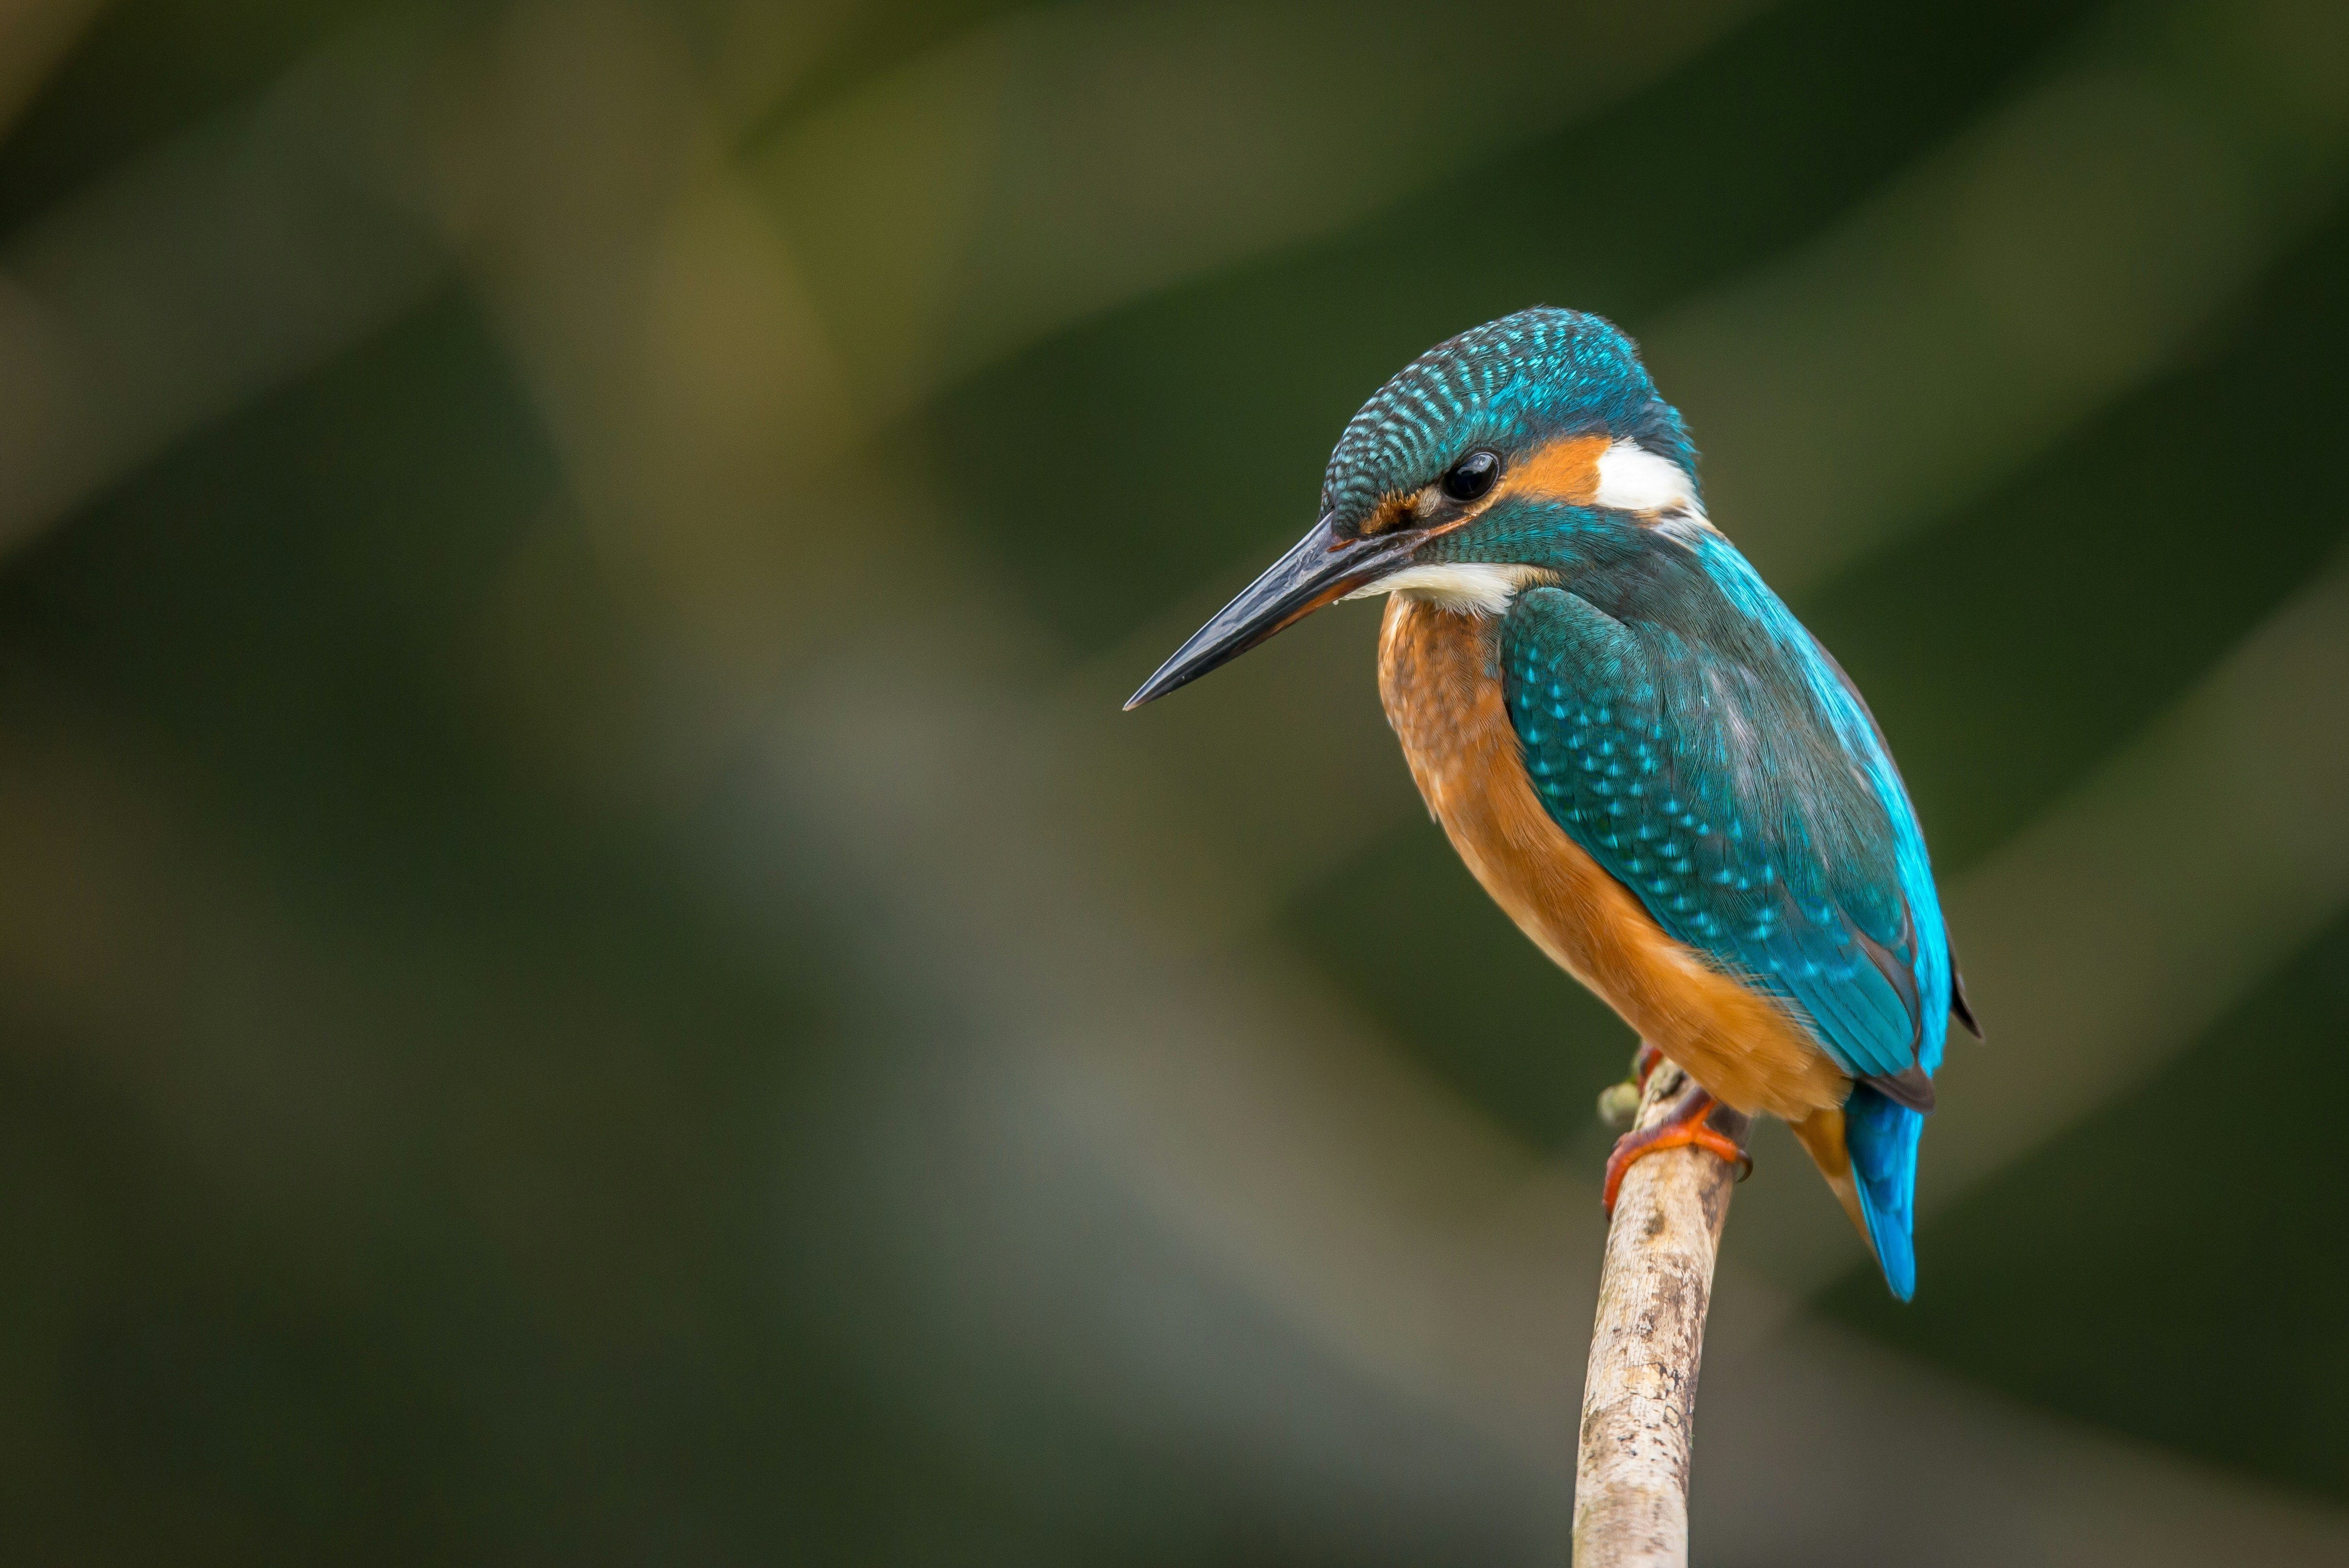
[{"x1": 1844, "y1": 1085, "x2": 1922, "y2": 1300}]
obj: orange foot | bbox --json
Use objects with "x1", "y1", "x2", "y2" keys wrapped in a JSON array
[{"x1": 1602, "y1": 1083, "x2": 1753, "y2": 1214}]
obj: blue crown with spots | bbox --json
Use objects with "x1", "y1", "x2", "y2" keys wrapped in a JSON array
[{"x1": 1319, "y1": 308, "x2": 1698, "y2": 527}]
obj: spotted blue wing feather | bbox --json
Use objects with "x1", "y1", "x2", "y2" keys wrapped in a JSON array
[
  {"x1": 1500, "y1": 555, "x2": 1953, "y2": 1300},
  {"x1": 1499, "y1": 582, "x2": 1930, "y2": 1088}
]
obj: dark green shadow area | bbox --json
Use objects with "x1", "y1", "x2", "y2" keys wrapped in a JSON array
[
  {"x1": 931, "y1": 0, "x2": 2106, "y2": 657},
  {"x1": 0, "y1": 298, "x2": 957, "y2": 1562},
  {"x1": 0, "y1": 291, "x2": 562, "y2": 899},
  {"x1": 1821, "y1": 910, "x2": 2349, "y2": 1506},
  {"x1": 0, "y1": 0, "x2": 403, "y2": 239},
  {"x1": 1285, "y1": 820, "x2": 1635, "y2": 1152},
  {"x1": 1803, "y1": 196, "x2": 2349, "y2": 871}
]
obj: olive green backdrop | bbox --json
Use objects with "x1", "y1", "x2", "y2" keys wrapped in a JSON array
[{"x1": 0, "y1": 1, "x2": 2342, "y2": 1563}]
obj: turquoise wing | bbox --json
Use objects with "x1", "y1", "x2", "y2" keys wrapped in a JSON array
[{"x1": 1499, "y1": 584, "x2": 1931, "y2": 1097}]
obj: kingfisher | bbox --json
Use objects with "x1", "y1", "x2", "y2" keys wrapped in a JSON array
[{"x1": 1126, "y1": 308, "x2": 1976, "y2": 1298}]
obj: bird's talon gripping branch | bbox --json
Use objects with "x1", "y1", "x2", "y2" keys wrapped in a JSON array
[{"x1": 1602, "y1": 1086, "x2": 1750, "y2": 1214}]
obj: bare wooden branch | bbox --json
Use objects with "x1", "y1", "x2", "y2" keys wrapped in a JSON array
[{"x1": 1573, "y1": 1055, "x2": 1751, "y2": 1568}]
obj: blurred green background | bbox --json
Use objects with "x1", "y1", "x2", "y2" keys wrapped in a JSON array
[{"x1": 0, "y1": 0, "x2": 2343, "y2": 1562}]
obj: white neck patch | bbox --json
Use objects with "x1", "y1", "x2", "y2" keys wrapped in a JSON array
[
  {"x1": 1593, "y1": 440, "x2": 1704, "y2": 523},
  {"x1": 1344, "y1": 561, "x2": 1547, "y2": 617}
]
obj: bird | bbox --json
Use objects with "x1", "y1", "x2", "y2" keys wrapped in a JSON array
[{"x1": 1125, "y1": 307, "x2": 1976, "y2": 1299}]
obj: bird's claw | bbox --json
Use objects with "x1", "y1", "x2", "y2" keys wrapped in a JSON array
[{"x1": 1601, "y1": 1082, "x2": 1751, "y2": 1213}]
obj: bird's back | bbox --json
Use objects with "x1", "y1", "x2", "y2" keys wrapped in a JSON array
[
  {"x1": 1376, "y1": 591, "x2": 1850, "y2": 1124},
  {"x1": 1380, "y1": 522, "x2": 1956, "y2": 1296}
]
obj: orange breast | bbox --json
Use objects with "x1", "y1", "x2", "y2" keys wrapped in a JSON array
[{"x1": 1375, "y1": 595, "x2": 1848, "y2": 1124}]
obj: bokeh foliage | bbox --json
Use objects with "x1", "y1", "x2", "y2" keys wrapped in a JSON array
[{"x1": 0, "y1": 0, "x2": 2343, "y2": 1562}]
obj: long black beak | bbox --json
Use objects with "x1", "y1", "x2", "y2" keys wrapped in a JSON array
[{"x1": 1125, "y1": 513, "x2": 1418, "y2": 709}]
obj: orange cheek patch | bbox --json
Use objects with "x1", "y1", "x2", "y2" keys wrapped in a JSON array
[
  {"x1": 1358, "y1": 496, "x2": 1417, "y2": 536},
  {"x1": 1496, "y1": 432, "x2": 1609, "y2": 507}
]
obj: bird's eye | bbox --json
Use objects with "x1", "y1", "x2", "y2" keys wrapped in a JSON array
[{"x1": 1440, "y1": 450, "x2": 1501, "y2": 503}]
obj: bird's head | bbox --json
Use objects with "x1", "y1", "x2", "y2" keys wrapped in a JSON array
[{"x1": 1126, "y1": 307, "x2": 1700, "y2": 709}]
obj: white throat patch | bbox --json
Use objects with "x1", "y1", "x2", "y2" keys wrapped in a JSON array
[{"x1": 1344, "y1": 562, "x2": 1547, "y2": 617}]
